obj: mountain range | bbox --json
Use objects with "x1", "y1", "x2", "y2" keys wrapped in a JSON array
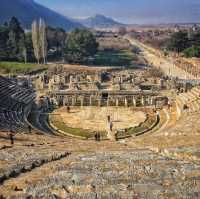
[
  {"x1": 77, "y1": 14, "x2": 125, "y2": 29},
  {"x1": 0, "y1": 0, "x2": 125, "y2": 31},
  {"x1": 0, "y1": 0, "x2": 83, "y2": 31}
]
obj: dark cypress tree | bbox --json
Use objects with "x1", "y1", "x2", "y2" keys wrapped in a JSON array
[
  {"x1": 25, "y1": 32, "x2": 35, "y2": 62},
  {"x1": 0, "y1": 25, "x2": 9, "y2": 61},
  {"x1": 7, "y1": 17, "x2": 26, "y2": 61}
]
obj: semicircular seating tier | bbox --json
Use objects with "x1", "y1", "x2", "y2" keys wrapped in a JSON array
[{"x1": 0, "y1": 76, "x2": 36, "y2": 133}]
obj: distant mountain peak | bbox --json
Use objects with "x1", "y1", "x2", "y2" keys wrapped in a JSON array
[
  {"x1": 78, "y1": 14, "x2": 125, "y2": 29},
  {"x1": 0, "y1": 0, "x2": 83, "y2": 31},
  {"x1": 93, "y1": 14, "x2": 108, "y2": 18}
]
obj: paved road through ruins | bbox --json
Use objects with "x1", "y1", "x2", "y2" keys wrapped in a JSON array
[{"x1": 127, "y1": 37, "x2": 197, "y2": 79}]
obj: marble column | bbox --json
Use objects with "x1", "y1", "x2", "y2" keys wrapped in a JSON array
[
  {"x1": 80, "y1": 97, "x2": 84, "y2": 107},
  {"x1": 72, "y1": 97, "x2": 75, "y2": 106},
  {"x1": 150, "y1": 97, "x2": 154, "y2": 106},
  {"x1": 89, "y1": 96, "x2": 92, "y2": 106},
  {"x1": 107, "y1": 98, "x2": 110, "y2": 107},
  {"x1": 141, "y1": 96, "x2": 145, "y2": 106},
  {"x1": 132, "y1": 97, "x2": 136, "y2": 106},
  {"x1": 116, "y1": 98, "x2": 119, "y2": 107},
  {"x1": 125, "y1": 97, "x2": 128, "y2": 107}
]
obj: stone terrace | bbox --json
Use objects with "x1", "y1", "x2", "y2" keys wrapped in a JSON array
[
  {"x1": 0, "y1": 123, "x2": 200, "y2": 199},
  {"x1": 1, "y1": 77, "x2": 200, "y2": 198}
]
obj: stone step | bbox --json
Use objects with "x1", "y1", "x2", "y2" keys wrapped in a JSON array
[
  {"x1": 186, "y1": 91, "x2": 197, "y2": 100},
  {"x1": 191, "y1": 87, "x2": 200, "y2": 94},
  {"x1": 178, "y1": 93, "x2": 190, "y2": 103},
  {"x1": 190, "y1": 88, "x2": 200, "y2": 97},
  {"x1": 1, "y1": 149, "x2": 199, "y2": 199}
]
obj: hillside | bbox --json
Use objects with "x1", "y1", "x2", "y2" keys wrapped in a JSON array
[
  {"x1": 78, "y1": 14, "x2": 125, "y2": 29},
  {"x1": 0, "y1": 0, "x2": 83, "y2": 31}
]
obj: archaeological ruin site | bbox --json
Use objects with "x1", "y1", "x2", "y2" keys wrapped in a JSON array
[{"x1": 1, "y1": 27, "x2": 200, "y2": 199}]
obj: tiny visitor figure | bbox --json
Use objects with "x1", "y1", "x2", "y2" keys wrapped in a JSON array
[
  {"x1": 9, "y1": 132, "x2": 14, "y2": 145},
  {"x1": 28, "y1": 125, "x2": 32, "y2": 133},
  {"x1": 9, "y1": 125, "x2": 15, "y2": 145},
  {"x1": 67, "y1": 106, "x2": 70, "y2": 113}
]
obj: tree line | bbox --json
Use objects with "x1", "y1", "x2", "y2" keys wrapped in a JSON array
[
  {"x1": 0, "y1": 17, "x2": 99, "y2": 64},
  {"x1": 0, "y1": 17, "x2": 63, "y2": 63},
  {"x1": 167, "y1": 30, "x2": 200, "y2": 58},
  {"x1": 0, "y1": 17, "x2": 27, "y2": 62}
]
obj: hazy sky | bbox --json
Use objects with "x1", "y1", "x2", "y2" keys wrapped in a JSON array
[{"x1": 35, "y1": 0, "x2": 200, "y2": 24}]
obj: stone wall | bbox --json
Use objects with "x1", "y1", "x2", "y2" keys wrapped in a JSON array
[{"x1": 50, "y1": 91, "x2": 164, "y2": 107}]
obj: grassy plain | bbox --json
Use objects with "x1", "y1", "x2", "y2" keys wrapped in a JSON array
[{"x1": 0, "y1": 61, "x2": 47, "y2": 74}]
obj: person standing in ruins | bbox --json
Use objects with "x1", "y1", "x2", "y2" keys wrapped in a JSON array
[
  {"x1": 107, "y1": 115, "x2": 111, "y2": 123},
  {"x1": 95, "y1": 132, "x2": 101, "y2": 142},
  {"x1": 67, "y1": 106, "x2": 70, "y2": 113},
  {"x1": 28, "y1": 125, "x2": 32, "y2": 133},
  {"x1": 97, "y1": 133, "x2": 101, "y2": 142},
  {"x1": 109, "y1": 121, "x2": 113, "y2": 132},
  {"x1": 9, "y1": 132, "x2": 14, "y2": 145},
  {"x1": 94, "y1": 132, "x2": 98, "y2": 141},
  {"x1": 9, "y1": 125, "x2": 15, "y2": 145}
]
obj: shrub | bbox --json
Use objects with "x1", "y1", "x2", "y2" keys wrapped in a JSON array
[{"x1": 183, "y1": 46, "x2": 200, "y2": 58}]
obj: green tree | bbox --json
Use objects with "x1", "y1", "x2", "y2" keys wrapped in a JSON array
[
  {"x1": 47, "y1": 27, "x2": 67, "y2": 61},
  {"x1": 0, "y1": 25, "x2": 9, "y2": 61},
  {"x1": 64, "y1": 29, "x2": 98, "y2": 63},
  {"x1": 47, "y1": 27, "x2": 66, "y2": 49},
  {"x1": 167, "y1": 31, "x2": 190, "y2": 53},
  {"x1": 190, "y1": 31, "x2": 200, "y2": 47},
  {"x1": 183, "y1": 46, "x2": 200, "y2": 58},
  {"x1": 7, "y1": 17, "x2": 25, "y2": 61},
  {"x1": 25, "y1": 32, "x2": 35, "y2": 62}
]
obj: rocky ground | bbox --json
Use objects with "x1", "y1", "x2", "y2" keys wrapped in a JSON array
[
  {"x1": 1, "y1": 92, "x2": 200, "y2": 199},
  {"x1": 1, "y1": 118, "x2": 200, "y2": 199}
]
